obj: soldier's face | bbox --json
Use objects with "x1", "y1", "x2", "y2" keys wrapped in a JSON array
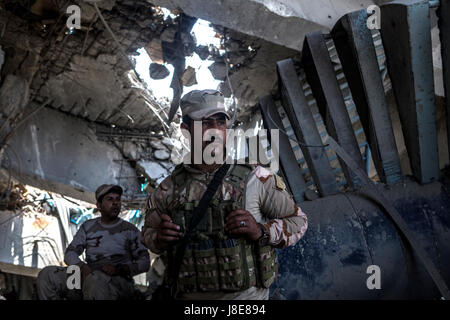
[
  {"x1": 183, "y1": 114, "x2": 228, "y2": 159},
  {"x1": 97, "y1": 192, "x2": 121, "y2": 219},
  {"x1": 200, "y1": 114, "x2": 227, "y2": 152}
]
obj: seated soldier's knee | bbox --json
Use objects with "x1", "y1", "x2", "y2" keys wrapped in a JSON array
[
  {"x1": 36, "y1": 266, "x2": 67, "y2": 300},
  {"x1": 84, "y1": 270, "x2": 110, "y2": 285},
  {"x1": 37, "y1": 266, "x2": 62, "y2": 284},
  {"x1": 82, "y1": 271, "x2": 112, "y2": 299}
]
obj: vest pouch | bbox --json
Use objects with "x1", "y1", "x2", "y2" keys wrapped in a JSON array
[
  {"x1": 192, "y1": 240, "x2": 220, "y2": 291},
  {"x1": 177, "y1": 245, "x2": 197, "y2": 293},
  {"x1": 255, "y1": 245, "x2": 278, "y2": 288},
  {"x1": 215, "y1": 238, "x2": 247, "y2": 291},
  {"x1": 172, "y1": 210, "x2": 187, "y2": 235},
  {"x1": 173, "y1": 202, "x2": 195, "y2": 235},
  {"x1": 190, "y1": 201, "x2": 212, "y2": 233},
  {"x1": 211, "y1": 206, "x2": 225, "y2": 233}
]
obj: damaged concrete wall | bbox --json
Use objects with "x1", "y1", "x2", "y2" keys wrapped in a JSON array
[
  {"x1": 2, "y1": 102, "x2": 178, "y2": 205},
  {"x1": 4, "y1": 104, "x2": 141, "y2": 203}
]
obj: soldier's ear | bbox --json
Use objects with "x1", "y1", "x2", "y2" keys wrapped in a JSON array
[
  {"x1": 180, "y1": 122, "x2": 192, "y2": 141},
  {"x1": 96, "y1": 202, "x2": 101, "y2": 211}
]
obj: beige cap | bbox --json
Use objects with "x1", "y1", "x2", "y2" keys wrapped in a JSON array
[
  {"x1": 95, "y1": 184, "x2": 123, "y2": 202},
  {"x1": 180, "y1": 89, "x2": 230, "y2": 121}
]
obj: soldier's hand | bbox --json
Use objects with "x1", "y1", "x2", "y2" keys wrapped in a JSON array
[
  {"x1": 155, "y1": 214, "x2": 182, "y2": 251},
  {"x1": 225, "y1": 209, "x2": 262, "y2": 241},
  {"x1": 80, "y1": 263, "x2": 92, "y2": 282}
]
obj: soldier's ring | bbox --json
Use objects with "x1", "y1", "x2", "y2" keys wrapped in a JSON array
[{"x1": 240, "y1": 221, "x2": 246, "y2": 227}]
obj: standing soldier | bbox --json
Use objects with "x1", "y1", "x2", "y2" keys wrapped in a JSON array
[{"x1": 142, "y1": 89, "x2": 308, "y2": 300}]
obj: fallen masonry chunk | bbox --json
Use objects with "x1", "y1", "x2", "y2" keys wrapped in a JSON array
[
  {"x1": 208, "y1": 62, "x2": 227, "y2": 80},
  {"x1": 181, "y1": 66, "x2": 197, "y2": 87},
  {"x1": 145, "y1": 39, "x2": 164, "y2": 64},
  {"x1": 195, "y1": 45, "x2": 210, "y2": 60},
  {"x1": 149, "y1": 63, "x2": 170, "y2": 80}
]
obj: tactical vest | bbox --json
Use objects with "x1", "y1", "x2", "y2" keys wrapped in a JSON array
[{"x1": 166, "y1": 164, "x2": 278, "y2": 294}]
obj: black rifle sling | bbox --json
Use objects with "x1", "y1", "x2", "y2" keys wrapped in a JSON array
[{"x1": 169, "y1": 163, "x2": 231, "y2": 291}]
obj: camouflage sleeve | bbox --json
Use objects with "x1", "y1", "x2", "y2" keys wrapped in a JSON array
[
  {"x1": 64, "y1": 223, "x2": 87, "y2": 266},
  {"x1": 126, "y1": 226, "x2": 150, "y2": 276},
  {"x1": 141, "y1": 176, "x2": 173, "y2": 254},
  {"x1": 248, "y1": 166, "x2": 308, "y2": 248}
]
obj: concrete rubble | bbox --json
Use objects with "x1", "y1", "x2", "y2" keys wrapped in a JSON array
[
  {"x1": 149, "y1": 62, "x2": 170, "y2": 80},
  {"x1": 181, "y1": 66, "x2": 197, "y2": 87}
]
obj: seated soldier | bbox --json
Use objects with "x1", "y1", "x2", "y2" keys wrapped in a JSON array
[{"x1": 36, "y1": 184, "x2": 150, "y2": 300}]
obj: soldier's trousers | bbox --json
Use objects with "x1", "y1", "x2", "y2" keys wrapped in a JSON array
[{"x1": 36, "y1": 266, "x2": 139, "y2": 300}]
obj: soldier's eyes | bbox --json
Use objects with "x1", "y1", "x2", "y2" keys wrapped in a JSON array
[{"x1": 203, "y1": 120, "x2": 226, "y2": 127}]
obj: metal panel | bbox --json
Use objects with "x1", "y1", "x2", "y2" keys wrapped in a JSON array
[
  {"x1": 277, "y1": 59, "x2": 339, "y2": 196},
  {"x1": 331, "y1": 10, "x2": 403, "y2": 185},
  {"x1": 273, "y1": 178, "x2": 450, "y2": 299},
  {"x1": 302, "y1": 31, "x2": 365, "y2": 189},
  {"x1": 380, "y1": 1, "x2": 439, "y2": 184},
  {"x1": 259, "y1": 95, "x2": 307, "y2": 203},
  {"x1": 437, "y1": 0, "x2": 450, "y2": 164}
]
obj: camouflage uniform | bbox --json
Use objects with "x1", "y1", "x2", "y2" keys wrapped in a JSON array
[
  {"x1": 36, "y1": 266, "x2": 138, "y2": 300},
  {"x1": 142, "y1": 163, "x2": 308, "y2": 300},
  {"x1": 142, "y1": 90, "x2": 308, "y2": 300},
  {"x1": 37, "y1": 184, "x2": 150, "y2": 301}
]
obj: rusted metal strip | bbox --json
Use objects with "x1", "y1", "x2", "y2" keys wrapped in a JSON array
[
  {"x1": 302, "y1": 31, "x2": 365, "y2": 189},
  {"x1": 331, "y1": 10, "x2": 403, "y2": 185},
  {"x1": 277, "y1": 59, "x2": 339, "y2": 197},
  {"x1": 259, "y1": 95, "x2": 307, "y2": 203},
  {"x1": 380, "y1": 1, "x2": 439, "y2": 184}
]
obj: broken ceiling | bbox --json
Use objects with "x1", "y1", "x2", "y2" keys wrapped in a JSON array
[
  {"x1": 1, "y1": 0, "x2": 175, "y2": 131},
  {"x1": 1, "y1": 0, "x2": 304, "y2": 130},
  {"x1": 0, "y1": 0, "x2": 309, "y2": 204}
]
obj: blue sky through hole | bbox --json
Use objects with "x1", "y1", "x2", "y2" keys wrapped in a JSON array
[{"x1": 134, "y1": 18, "x2": 223, "y2": 103}]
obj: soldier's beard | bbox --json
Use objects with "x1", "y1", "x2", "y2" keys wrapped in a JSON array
[
  {"x1": 100, "y1": 207, "x2": 120, "y2": 223},
  {"x1": 202, "y1": 138, "x2": 226, "y2": 165},
  {"x1": 209, "y1": 145, "x2": 224, "y2": 159}
]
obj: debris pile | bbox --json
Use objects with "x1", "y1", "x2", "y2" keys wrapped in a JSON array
[
  {"x1": 0, "y1": 178, "x2": 147, "y2": 232},
  {"x1": 0, "y1": 181, "x2": 96, "y2": 217}
]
